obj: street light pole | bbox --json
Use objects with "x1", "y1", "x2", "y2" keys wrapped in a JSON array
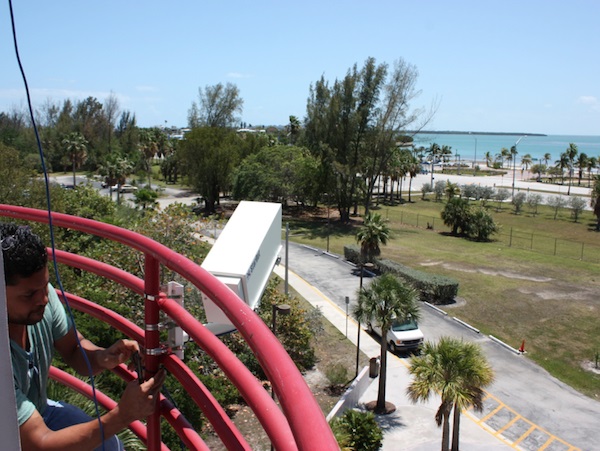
[
  {"x1": 355, "y1": 262, "x2": 374, "y2": 379},
  {"x1": 326, "y1": 195, "x2": 330, "y2": 253},
  {"x1": 284, "y1": 223, "x2": 289, "y2": 296}
]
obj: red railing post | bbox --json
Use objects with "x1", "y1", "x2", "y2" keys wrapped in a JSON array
[{"x1": 144, "y1": 254, "x2": 162, "y2": 450}]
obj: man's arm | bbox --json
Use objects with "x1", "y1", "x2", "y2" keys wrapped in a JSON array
[
  {"x1": 55, "y1": 328, "x2": 139, "y2": 376},
  {"x1": 19, "y1": 370, "x2": 165, "y2": 451}
]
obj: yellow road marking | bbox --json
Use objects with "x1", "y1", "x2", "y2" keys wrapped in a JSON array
[
  {"x1": 513, "y1": 425, "x2": 536, "y2": 446},
  {"x1": 538, "y1": 436, "x2": 554, "y2": 451},
  {"x1": 479, "y1": 404, "x2": 504, "y2": 424},
  {"x1": 495, "y1": 414, "x2": 522, "y2": 435}
]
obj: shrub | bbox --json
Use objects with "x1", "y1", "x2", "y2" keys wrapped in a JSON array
[
  {"x1": 330, "y1": 409, "x2": 383, "y2": 451},
  {"x1": 375, "y1": 257, "x2": 458, "y2": 304},
  {"x1": 468, "y1": 207, "x2": 499, "y2": 242},
  {"x1": 441, "y1": 197, "x2": 471, "y2": 235},
  {"x1": 569, "y1": 196, "x2": 587, "y2": 222},
  {"x1": 512, "y1": 192, "x2": 527, "y2": 214},
  {"x1": 325, "y1": 363, "x2": 350, "y2": 387},
  {"x1": 344, "y1": 245, "x2": 459, "y2": 304}
]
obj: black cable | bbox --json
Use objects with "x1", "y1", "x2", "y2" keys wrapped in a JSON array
[
  {"x1": 161, "y1": 383, "x2": 187, "y2": 451},
  {"x1": 6, "y1": 1, "x2": 106, "y2": 449}
]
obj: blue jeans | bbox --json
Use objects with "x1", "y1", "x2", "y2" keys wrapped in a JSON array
[{"x1": 42, "y1": 400, "x2": 124, "y2": 451}]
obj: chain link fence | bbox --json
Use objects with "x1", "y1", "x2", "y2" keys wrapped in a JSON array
[{"x1": 391, "y1": 209, "x2": 600, "y2": 264}]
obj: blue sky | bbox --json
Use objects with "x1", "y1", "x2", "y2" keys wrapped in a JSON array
[{"x1": 1, "y1": 1, "x2": 598, "y2": 135}]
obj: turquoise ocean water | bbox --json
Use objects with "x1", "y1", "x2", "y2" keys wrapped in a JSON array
[{"x1": 413, "y1": 133, "x2": 600, "y2": 165}]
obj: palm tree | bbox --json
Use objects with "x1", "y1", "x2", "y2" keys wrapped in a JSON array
[
  {"x1": 406, "y1": 156, "x2": 421, "y2": 202},
  {"x1": 139, "y1": 128, "x2": 158, "y2": 187},
  {"x1": 565, "y1": 143, "x2": 578, "y2": 195},
  {"x1": 444, "y1": 181, "x2": 460, "y2": 200},
  {"x1": 508, "y1": 145, "x2": 518, "y2": 175},
  {"x1": 427, "y1": 143, "x2": 441, "y2": 185},
  {"x1": 587, "y1": 157, "x2": 598, "y2": 187},
  {"x1": 441, "y1": 197, "x2": 471, "y2": 235},
  {"x1": 592, "y1": 175, "x2": 600, "y2": 231},
  {"x1": 288, "y1": 115, "x2": 301, "y2": 145},
  {"x1": 543, "y1": 152, "x2": 552, "y2": 167},
  {"x1": 356, "y1": 212, "x2": 391, "y2": 263},
  {"x1": 499, "y1": 147, "x2": 510, "y2": 168},
  {"x1": 555, "y1": 152, "x2": 570, "y2": 190},
  {"x1": 575, "y1": 152, "x2": 588, "y2": 186},
  {"x1": 440, "y1": 145, "x2": 453, "y2": 173},
  {"x1": 62, "y1": 132, "x2": 88, "y2": 187},
  {"x1": 407, "y1": 337, "x2": 494, "y2": 451},
  {"x1": 353, "y1": 273, "x2": 420, "y2": 414},
  {"x1": 448, "y1": 340, "x2": 494, "y2": 451},
  {"x1": 98, "y1": 155, "x2": 134, "y2": 204},
  {"x1": 520, "y1": 153, "x2": 533, "y2": 173},
  {"x1": 484, "y1": 151, "x2": 492, "y2": 168}
]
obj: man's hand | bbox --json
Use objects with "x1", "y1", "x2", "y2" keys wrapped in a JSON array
[
  {"x1": 117, "y1": 369, "x2": 167, "y2": 423},
  {"x1": 96, "y1": 339, "x2": 140, "y2": 371}
]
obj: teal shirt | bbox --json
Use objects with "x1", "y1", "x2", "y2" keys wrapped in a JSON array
[{"x1": 10, "y1": 284, "x2": 71, "y2": 426}]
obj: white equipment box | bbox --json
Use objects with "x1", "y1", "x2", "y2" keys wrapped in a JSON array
[{"x1": 201, "y1": 201, "x2": 282, "y2": 335}]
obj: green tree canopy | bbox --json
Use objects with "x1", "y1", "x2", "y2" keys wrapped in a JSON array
[
  {"x1": 189, "y1": 82, "x2": 243, "y2": 128},
  {"x1": 179, "y1": 127, "x2": 240, "y2": 213},
  {"x1": 231, "y1": 145, "x2": 319, "y2": 206},
  {"x1": 304, "y1": 56, "x2": 427, "y2": 221}
]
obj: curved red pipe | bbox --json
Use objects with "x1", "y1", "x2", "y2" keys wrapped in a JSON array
[
  {"x1": 48, "y1": 366, "x2": 167, "y2": 450},
  {"x1": 58, "y1": 289, "x2": 251, "y2": 450},
  {"x1": 0, "y1": 204, "x2": 338, "y2": 450}
]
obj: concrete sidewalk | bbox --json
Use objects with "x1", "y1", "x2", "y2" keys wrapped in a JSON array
[{"x1": 273, "y1": 265, "x2": 513, "y2": 451}]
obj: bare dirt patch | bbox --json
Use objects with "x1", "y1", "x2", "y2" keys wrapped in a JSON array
[
  {"x1": 420, "y1": 260, "x2": 553, "y2": 282},
  {"x1": 581, "y1": 360, "x2": 600, "y2": 376},
  {"x1": 420, "y1": 259, "x2": 600, "y2": 306}
]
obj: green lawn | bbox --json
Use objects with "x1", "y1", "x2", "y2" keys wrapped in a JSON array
[{"x1": 286, "y1": 197, "x2": 600, "y2": 398}]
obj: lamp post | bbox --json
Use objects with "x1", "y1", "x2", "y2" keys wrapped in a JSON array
[
  {"x1": 355, "y1": 262, "x2": 374, "y2": 378},
  {"x1": 325, "y1": 193, "x2": 331, "y2": 253},
  {"x1": 511, "y1": 136, "x2": 525, "y2": 198},
  {"x1": 284, "y1": 223, "x2": 289, "y2": 296},
  {"x1": 473, "y1": 137, "x2": 478, "y2": 175},
  {"x1": 345, "y1": 296, "x2": 350, "y2": 337},
  {"x1": 271, "y1": 305, "x2": 291, "y2": 394},
  {"x1": 272, "y1": 303, "x2": 291, "y2": 336}
]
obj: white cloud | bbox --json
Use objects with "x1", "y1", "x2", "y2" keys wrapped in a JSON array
[
  {"x1": 227, "y1": 72, "x2": 252, "y2": 79},
  {"x1": 577, "y1": 95, "x2": 598, "y2": 105}
]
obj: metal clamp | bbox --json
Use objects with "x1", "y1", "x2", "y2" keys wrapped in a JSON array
[{"x1": 145, "y1": 345, "x2": 169, "y2": 356}]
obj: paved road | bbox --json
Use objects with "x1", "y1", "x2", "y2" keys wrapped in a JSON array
[{"x1": 281, "y1": 242, "x2": 600, "y2": 451}]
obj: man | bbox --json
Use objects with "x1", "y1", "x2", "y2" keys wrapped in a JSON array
[{"x1": 2, "y1": 222, "x2": 165, "y2": 450}]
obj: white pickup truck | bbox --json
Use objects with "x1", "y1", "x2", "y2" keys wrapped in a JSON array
[{"x1": 368, "y1": 317, "x2": 424, "y2": 354}]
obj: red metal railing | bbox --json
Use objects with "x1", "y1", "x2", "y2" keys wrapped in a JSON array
[{"x1": 1, "y1": 204, "x2": 339, "y2": 450}]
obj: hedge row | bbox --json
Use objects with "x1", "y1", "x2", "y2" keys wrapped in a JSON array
[{"x1": 344, "y1": 245, "x2": 459, "y2": 305}]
